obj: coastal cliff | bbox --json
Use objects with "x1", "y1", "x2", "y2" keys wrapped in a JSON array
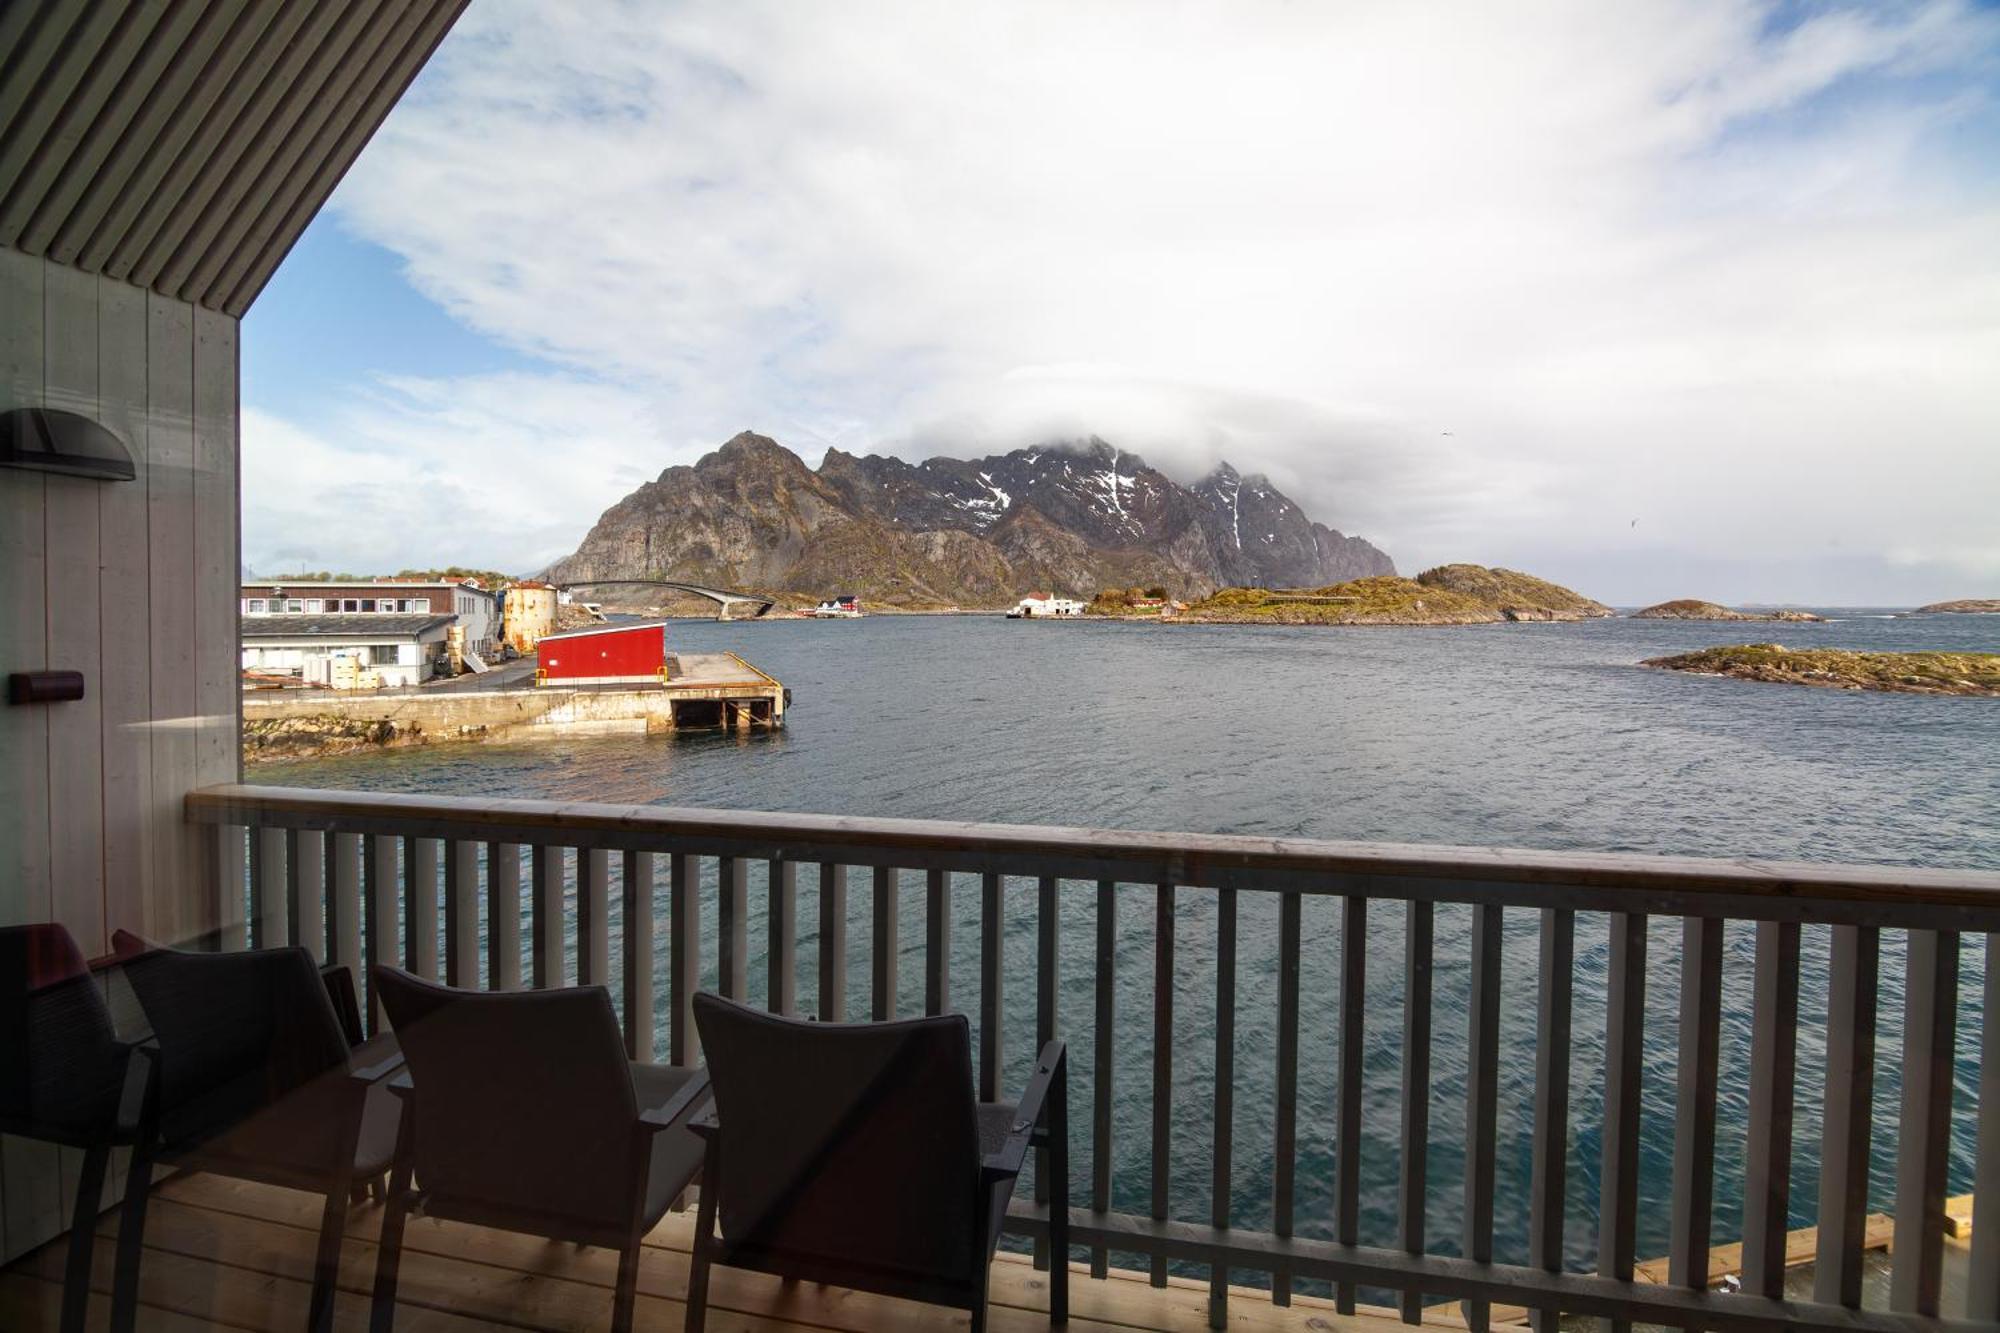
[
  {"x1": 544, "y1": 432, "x2": 1393, "y2": 608},
  {"x1": 1916, "y1": 598, "x2": 2000, "y2": 614}
]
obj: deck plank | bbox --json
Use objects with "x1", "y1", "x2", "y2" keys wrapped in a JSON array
[{"x1": 6, "y1": 1172, "x2": 1411, "y2": 1333}]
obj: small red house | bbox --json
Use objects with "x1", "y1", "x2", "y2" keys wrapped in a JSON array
[{"x1": 535, "y1": 621, "x2": 669, "y2": 685}]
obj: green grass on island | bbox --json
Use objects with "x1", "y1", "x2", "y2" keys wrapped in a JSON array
[
  {"x1": 1643, "y1": 645, "x2": 2000, "y2": 697},
  {"x1": 1179, "y1": 565, "x2": 1610, "y2": 625}
]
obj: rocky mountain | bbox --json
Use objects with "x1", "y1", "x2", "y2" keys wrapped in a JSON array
[{"x1": 545, "y1": 431, "x2": 1393, "y2": 608}]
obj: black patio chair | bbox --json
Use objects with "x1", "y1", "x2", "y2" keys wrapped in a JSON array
[
  {"x1": 111, "y1": 931, "x2": 403, "y2": 1333},
  {"x1": 0, "y1": 924, "x2": 153, "y2": 1333},
  {"x1": 686, "y1": 992, "x2": 1069, "y2": 1333},
  {"x1": 367, "y1": 967, "x2": 712, "y2": 1333}
]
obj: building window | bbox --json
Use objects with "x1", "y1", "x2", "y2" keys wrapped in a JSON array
[
  {"x1": 284, "y1": 599, "x2": 304, "y2": 613},
  {"x1": 304, "y1": 599, "x2": 324, "y2": 613},
  {"x1": 244, "y1": 599, "x2": 267, "y2": 613},
  {"x1": 340, "y1": 599, "x2": 357, "y2": 611},
  {"x1": 361, "y1": 599, "x2": 376, "y2": 612}
]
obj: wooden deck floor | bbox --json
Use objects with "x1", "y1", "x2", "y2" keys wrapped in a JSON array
[{"x1": 0, "y1": 1172, "x2": 1395, "y2": 1332}]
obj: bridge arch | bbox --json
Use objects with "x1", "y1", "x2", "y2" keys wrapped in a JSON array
[{"x1": 553, "y1": 579, "x2": 775, "y2": 620}]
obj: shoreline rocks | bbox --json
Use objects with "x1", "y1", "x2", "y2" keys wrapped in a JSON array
[{"x1": 1642, "y1": 645, "x2": 2000, "y2": 697}]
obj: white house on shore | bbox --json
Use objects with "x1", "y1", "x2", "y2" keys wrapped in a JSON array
[{"x1": 1009, "y1": 593, "x2": 1087, "y2": 618}]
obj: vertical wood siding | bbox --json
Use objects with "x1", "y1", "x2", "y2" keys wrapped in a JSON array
[{"x1": 0, "y1": 247, "x2": 239, "y2": 1261}]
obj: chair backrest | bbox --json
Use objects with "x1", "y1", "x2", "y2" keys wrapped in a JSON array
[
  {"x1": 692, "y1": 992, "x2": 982, "y2": 1284},
  {"x1": 116, "y1": 935, "x2": 351, "y2": 1153},
  {"x1": 375, "y1": 967, "x2": 642, "y2": 1232},
  {"x1": 0, "y1": 924, "x2": 123, "y2": 1132}
]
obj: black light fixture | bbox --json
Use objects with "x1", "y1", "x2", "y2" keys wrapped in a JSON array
[{"x1": 0, "y1": 407, "x2": 136, "y2": 481}]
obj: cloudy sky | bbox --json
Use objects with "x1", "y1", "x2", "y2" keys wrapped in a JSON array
[{"x1": 243, "y1": 0, "x2": 2000, "y2": 604}]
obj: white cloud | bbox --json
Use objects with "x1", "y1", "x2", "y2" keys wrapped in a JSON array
[
  {"x1": 264, "y1": 0, "x2": 2000, "y2": 600},
  {"x1": 242, "y1": 374, "x2": 668, "y2": 576}
]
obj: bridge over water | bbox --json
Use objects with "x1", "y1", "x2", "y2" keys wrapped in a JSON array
[{"x1": 555, "y1": 578, "x2": 776, "y2": 620}]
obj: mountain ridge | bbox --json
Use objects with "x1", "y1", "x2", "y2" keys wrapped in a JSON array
[{"x1": 546, "y1": 431, "x2": 1394, "y2": 607}]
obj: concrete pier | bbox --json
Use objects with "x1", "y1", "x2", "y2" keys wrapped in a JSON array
[{"x1": 244, "y1": 652, "x2": 785, "y2": 755}]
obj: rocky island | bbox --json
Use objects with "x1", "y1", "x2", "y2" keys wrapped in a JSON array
[
  {"x1": 1916, "y1": 598, "x2": 2000, "y2": 614},
  {"x1": 1632, "y1": 599, "x2": 1824, "y2": 622},
  {"x1": 1179, "y1": 564, "x2": 1610, "y2": 625},
  {"x1": 1644, "y1": 645, "x2": 2000, "y2": 697}
]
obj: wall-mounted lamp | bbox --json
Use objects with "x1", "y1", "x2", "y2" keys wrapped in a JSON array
[
  {"x1": 0, "y1": 407, "x2": 136, "y2": 481},
  {"x1": 8, "y1": 671, "x2": 86, "y2": 705}
]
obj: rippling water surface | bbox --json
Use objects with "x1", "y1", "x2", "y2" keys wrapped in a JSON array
[{"x1": 257, "y1": 612, "x2": 1999, "y2": 1283}]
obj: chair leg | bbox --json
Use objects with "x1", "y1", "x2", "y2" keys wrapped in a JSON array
[
  {"x1": 685, "y1": 1169, "x2": 719, "y2": 1333},
  {"x1": 612, "y1": 1238, "x2": 641, "y2": 1333},
  {"x1": 108, "y1": 1138, "x2": 155, "y2": 1333},
  {"x1": 369, "y1": 1164, "x2": 414, "y2": 1333},
  {"x1": 971, "y1": 1285, "x2": 990, "y2": 1333},
  {"x1": 306, "y1": 1174, "x2": 351, "y2": 1333},
  {"x1": 59, "y1": 1143, "x2": 110, "y2": 1333},
  {"x1": 1050, "y1": 1050, "x2": 1069, "y2": 1325}
]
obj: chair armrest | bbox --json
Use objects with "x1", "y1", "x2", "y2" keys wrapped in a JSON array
[
  {"x1": 639, "y1": 1070, "x2": 712, "y2": 1133},
  {"x1": 385, "y1": 1069, "x2": 415, "y2": 1100},
  {"x1": 347, "y1": 1033, "x2": 406, "y2": 1084},
  {"x1": 320, "y1": 964, "x2": 366, "y2": 1048},
  {"x1": 115, "y1": 1041, "x2": 160, "y2": 1134},
  {"x1": 982, "y1": 1039, "x2": 1066, "y2": 1182},
  {"x1": 688, "y1": 1103, "x2": 720, "y2": 1140}
]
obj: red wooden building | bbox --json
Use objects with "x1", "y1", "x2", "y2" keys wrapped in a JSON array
[{"x1": 534, "y1": 621, "x2": 670, "y2": 685}]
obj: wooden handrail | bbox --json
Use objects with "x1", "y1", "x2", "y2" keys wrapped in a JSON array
[{"x1": 187, "y1": 782, "x2": 2000, "y2": 926}]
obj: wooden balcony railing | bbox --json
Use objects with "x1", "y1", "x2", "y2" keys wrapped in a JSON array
[{"x1": 185, "y1": 783, "x2": 2000, "y2": 1333}]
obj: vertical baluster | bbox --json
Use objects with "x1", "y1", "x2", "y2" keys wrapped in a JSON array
[
  {"x1": 1463, "y1": 902, "x2": 1502, "y2": 1332},
  {"x1": 364, "y1": 834, "x2": 398, "y2": 1034},
  {"x1": 624, "y1": 852, "x2": 655, "y2": 1059},
  {"x1": 1600, "y1": 912, "x2": 1647, "y2": 1333},
  {"x1": 1092, "y1": 879, "x2": 1116, "y2": 1280},
  {"x1": 717, "y1": 855, "x2": 747, "y2": 1001},
  {"x1": 1742, "y1": 920, "x2": 1799, "y2": 1300},
  {"x1": 444, "y1": 840, "x2": 478, "y2": 988},
  {"x1": 669, "y1": 852, "x2": 699, "y2": 1066},
  {"x1": 404, "y1": 836, "x2": 439, "y2": 980},
  {"x1": 486, "y1": 842, "x2": 521, "y2": 991},
  {"x1": 1528, "y1": 908, "x2": 1574, "y2": 1333},
  {"x1": 329, "y1": 833, "x2": 361, "y2": 979},
  {"x1": 769, "y1": 858, "x2": 797, "y2": 1016},
  {"x1": 1336, "y1": 894, "x2": 1367, "y2": 1315},
  {"x1": 1209, "y1": 887, "x2": 1237, "y2": 1330},
  {"x1": 817, "y1": 863, "x2": 847, "y2": 1022},
  {"x1": 1150, "y1": 879, "x2": 1175, "y2": 1287},
  {"x1": 1969, "y1": 934, "x2": 2000, "y2": 1322},
  {"x1": 252, "y1": 826, "x2": 286, "y2": 949},
  {"x1": 980, "y1": 872, "x2": 1004, "y2": 1100},
  {"x1": 1815, "y1": 924, "x2": 1879, "y2": 1307},
  {"x1": 532, "y1": 845, "x2": 563, "y2": 989},
  {"x1": 872, "y1": 865, "x2": 898, "y2": 1019},
  {"x1": 1272, "y1": 892, "x2": 1301, "y2": 1306},
  {"x1": 925, "y1": 868, "x2": 950, "y2": 1016},
  {"x1": 287, "y1": 829, "x2": 324, "y2": 961},
  {"x1": 1891, "y1": 929, "x2": 1958, "y2": 1314},
  {"x1": 216, "y1": 825, "x2": 247, "y2": 952},
  {"x1": 1037, "y1": 875, "x2": 1060, "y2": 1272},
  {"x1": 1398, "y1": 900, "x2": 1434, "y2": 1325},
  {"x1": 1670, "y1": 917, "x2": 1724, "y2": 1307},
  {"x1": 579, "y1": 847, "x2": 610, "y2": 988}
]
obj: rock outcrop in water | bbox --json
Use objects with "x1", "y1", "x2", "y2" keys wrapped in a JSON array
[
  {"x1": 1632, "y1": 599, "x2": 1823, "y2": 622},
  {"x1": 544, "y1": 432, "x2": 1393, "y2": 608},
  {"x1": 1644, "y1": 645, "x2": 2000, "y2": 697},
  {"x1": 1179, "y1": 565, "x2": 1608, "y2": 625},
  {"x1": 1916, "y1": 598, "x2": 2000, "y2": 614}
]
